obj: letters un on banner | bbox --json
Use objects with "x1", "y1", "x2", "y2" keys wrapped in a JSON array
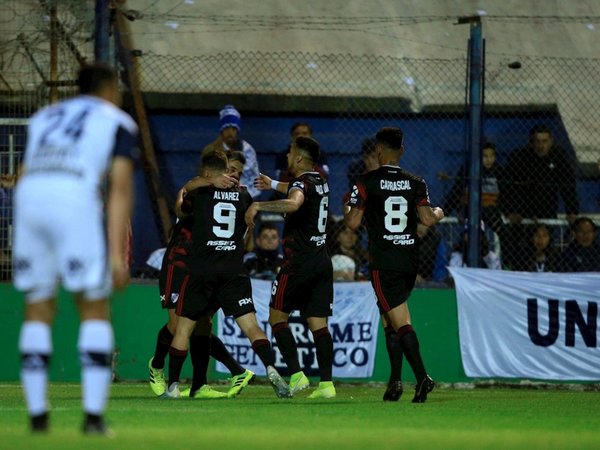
[
  {"x1": 449, "y1": 267, "x2": 600, "y2": 381},
  {"x1": 216, "y1": 279, "x2": 380, "y2": 378}
]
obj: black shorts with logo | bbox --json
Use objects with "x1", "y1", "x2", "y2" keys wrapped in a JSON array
[
  {"x1": 370, "y1": 269, "x2": 417, "y2": 313},
  {"x1": 177, "y1": 272, "x2": 255, "y2": 320},
  {"x1": 159, "y1": 261, "x2": 189, "y2": 310},
  {"x1": 270, "y1": 261, "x2": 333, "y2": 318}
]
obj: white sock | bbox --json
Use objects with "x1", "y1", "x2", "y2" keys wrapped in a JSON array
[
  {"x1": 78, "y1": 320, "x2": 114, "y2": 415},
  {"x1": 19, "y1": 321, "x2": 52, "y2": 416}
]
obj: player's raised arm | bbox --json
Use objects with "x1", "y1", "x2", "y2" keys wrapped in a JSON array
[
  {"x1": 344, "y1": 182, "x2": 366, "y2": 230},
  {"x1": 174, "y1": 187, "x2": 189, "y2": 219},
  {"x1": 184, "y1": 173, "x2": 237, "y2": 191},
  {"x1": 245, "y1": 189, "x2": 304, "y2": 228},
  {"x1": 344, "y1": 203, "x2": 364, "y2": 231},
  {"x1": 418, "y1": 206, "x2": 444, "y2": 227},
  {"x1": 254, "y1": 173, "x2": 289, "y2": 194}
]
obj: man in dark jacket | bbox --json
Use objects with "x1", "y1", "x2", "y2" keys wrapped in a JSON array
[
  {"x1": 503, "y1": 125, "x2": 579, "y2": 223},
  {"x1": 557, "y1": 217, "x2": 600, "y2": 272}
]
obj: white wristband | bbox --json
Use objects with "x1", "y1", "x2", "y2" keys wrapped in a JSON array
[{"x1": 270, "y1": 180, "x2": 279, "y2": 190}]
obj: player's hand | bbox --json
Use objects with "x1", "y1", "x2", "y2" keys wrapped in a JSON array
[
  {"x1": 433, "y1": 206, "x2": 444, "y2": 220},
  {"x1": 211, "y1": 174, "x2": 238, "y2": 189},
  {"x1": 506, "y1": 213, "x2": 522, "y2": 225},
  {"x1": 112, "y1": 260, "x2": 130, "y2": 291},
  {"x1": 245, "y1": 203, "x2": 259, "y2": 228},
  {"x1": 176, "y1": 187, "x2": 187, "y2": 203},
  {"x1": 253, "y1": 173, "x2": 272, "y2": 191}
]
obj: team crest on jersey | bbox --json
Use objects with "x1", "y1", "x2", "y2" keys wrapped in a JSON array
[
  {"x1": 349, "y1": 185, "x2": 359, "y2": 204},
  {"x1": 291, "y1": 181, "x2": 304, "y2": 191},
  {"x1": 171, "y1": 293, "x2": 179, "y2": 303}
]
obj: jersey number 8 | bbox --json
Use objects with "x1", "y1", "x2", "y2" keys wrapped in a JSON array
[{"x1": 384, "y1": 196, "x2": 408, "y2": 233}]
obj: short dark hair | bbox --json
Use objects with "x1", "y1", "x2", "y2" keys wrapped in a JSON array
[
  {"x1": 375, "y1": 127, "x2": 404, "y2": 151},
  {"x1": 258, "y1": 222, "x2": 279, "y2": 236},
  {"x1": 226, "y1": 150, "x2": 246, "y2": 166},
  {"x1": 201, "y1": 151, "x2": 228, "y2": 172},
  {"x1": 572, "y1": 216, "x2": 596, "y2": 232},
  {"x1": 290, "y1": 122, "x2": 312, "y2": 136},
  {"x1": 295, "y1": 136, "x2": 320, "y2": 163},
  {"x1": 77, "y1": 63, "x2": 117, "y2": 95},
  {"x1": 482, "y1": 141, "x2": 496, "y2": 152},
  {"x1": 361, "y1": 138, "x2": 376, "y2": 155},
  {"x1": 530, "y1": 124, "x2": 552, "y2": 137}
]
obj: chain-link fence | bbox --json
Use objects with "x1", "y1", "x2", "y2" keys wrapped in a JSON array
[
  {"x1": 1, "y1": 3, "x2": 599, "y2": 282},
  {"x1": 1, "y1": 0, "x2": 94, "y2": 280}
]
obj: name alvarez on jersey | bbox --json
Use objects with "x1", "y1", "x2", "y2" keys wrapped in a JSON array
[{"x1": 182, "y1": 185, "x2": 252, "y2": 274}]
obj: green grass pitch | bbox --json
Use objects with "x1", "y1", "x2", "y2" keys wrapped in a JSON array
[{"x1": 1, "y1": 382, "x2": 599, "y2": 450}]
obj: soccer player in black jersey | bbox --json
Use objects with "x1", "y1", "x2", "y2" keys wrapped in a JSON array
[
  {"x1": 163, "y1": 151, "x2": 290, "y2": 399},
  {"x1": 344, "y1": 127, "x2": 444, "y2": 403},
  {"x1": 148, "y1": 164, "x2": 256, "y2": 399},
  {"x1": 247, "y1": 136, "x2": 335, "y2": 399}
]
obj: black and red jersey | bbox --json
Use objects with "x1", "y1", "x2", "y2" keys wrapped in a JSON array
[
  {"x1": 281, "y1": 172, "x2": 330, "y2": 271},
  {"x1": 163, "y1": 216, "x2": 194, "y2": 269},
  {"x1": 348, "y1": 165, "x2": 430, "y2": 272},
  {"x1": 182, "y1": 185, "x2": 253, "y2": 274}
]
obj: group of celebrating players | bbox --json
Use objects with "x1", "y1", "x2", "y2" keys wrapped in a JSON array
[
  {"x1": 14, "y1": 64, "x2": 444, "y2": 436},
  {"x1": 148, "y1": 126, "x2": 444, "y2": 404}
]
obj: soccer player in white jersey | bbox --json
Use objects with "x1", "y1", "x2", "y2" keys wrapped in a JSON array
[{"x1": 12, "y1": 63, "x2": 138, "y2": 435}]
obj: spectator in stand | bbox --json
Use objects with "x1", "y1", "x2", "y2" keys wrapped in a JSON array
[
  {"x1": 501, "y1": 125, "x2": 579, "y2": 270},
  {"x1": 327, "y1": 220, "x2": 369, "y2": 280},
  {"x1": 331, "y1": 254, "x2": 356, "y2": 282},
  {"x1": 144, "y1": 246, "x2": 166, "y2": 278},
  {"x1": 243, "y1": 222, "x2": 283, "y2": 281},
  {"x1": 448, "y1": 226, "x2": 501, "y2": 271},
  {"x1": 202, "y1": 105, "x2": 260, "y2": 198},
  {"x1": 441, "y1": 141, "x2": 504, "y2": 233},
  {"x1": 557, "y1": 217, "x2": 600, "y2": 272},
  {"x1": 503, "y1": 125, "x2": 579, "y2": 223},
  {"x1": 523, "y1": 224, "x2": 557, "y2": 273},
  {"x1": 416, "y1": 224, "x2": 447, "y2": 285},
  {"x1": 0, "y1": 172, "x2": 18, "y2": 280},
  {"x1": 272, "y1": 122, "x2": 329, "y2": 201},
  {"x1": 347, "y1": 138, "x2": 379, "y2": 191}
]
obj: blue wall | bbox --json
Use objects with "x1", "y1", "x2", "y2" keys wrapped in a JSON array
[{"x1": 130, "y1": 112, "x2": 597, "y2": 274}]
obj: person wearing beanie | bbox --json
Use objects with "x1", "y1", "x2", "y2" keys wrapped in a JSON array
[{"x1": 202, "y1": 105, "x2": 260, "y2": 198}]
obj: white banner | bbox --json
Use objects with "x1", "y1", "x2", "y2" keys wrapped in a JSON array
[
  {"x1": 216, "y1": 279, "x2": 380, "y2": 378},
  {"x1": 450, "y1": 267, "x2": 600, "y2": 380}
]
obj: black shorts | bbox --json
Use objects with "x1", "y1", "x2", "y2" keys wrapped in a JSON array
[
  {"x1": 159, "y1": 261, "x2": 190, "y2": 310},
  {"x1": 177, "y1": 273, "x2": 255, "y2": 320},
  {"x1": 370, "y1": 269, "x2": 416, "y2": 313},
  {"x1": 270, "y1": 264, "x2": 333, "y2": 318}
]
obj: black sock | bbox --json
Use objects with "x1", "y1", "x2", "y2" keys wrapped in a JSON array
[
  {"x1": 312, "y1": 327, "x2": 333, "y2": 382},
  {"x1": 189, "y1": 335, "x2": 210, "y2": 392},
  {"x1": 384, "y1": 326, "x2": 403, "y2": 382},
  {"x1": 83, "y1": 413, "x2": 102, "y2": 425},
  {"x1": 167, "y1": 346, "x2": 187, "y2": 387},
  {"x1": 210, "y1": 335, "x2": 244, "y2": 376},
  {"x1": 31, "y1": 412, "x2": 49, "y2": 432},
  {"x1": 272, "y1": 322, "x2": 301, "y2": 374},
  {"x1": 251, "y1": 339, "x2": 275, "y2": 368},
  {"x1": 397, "y1": 325, "x2": 426, "y2": 382},
  {"x1": 152, "y1": 324, "x2": 173, "y2": 369}
]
